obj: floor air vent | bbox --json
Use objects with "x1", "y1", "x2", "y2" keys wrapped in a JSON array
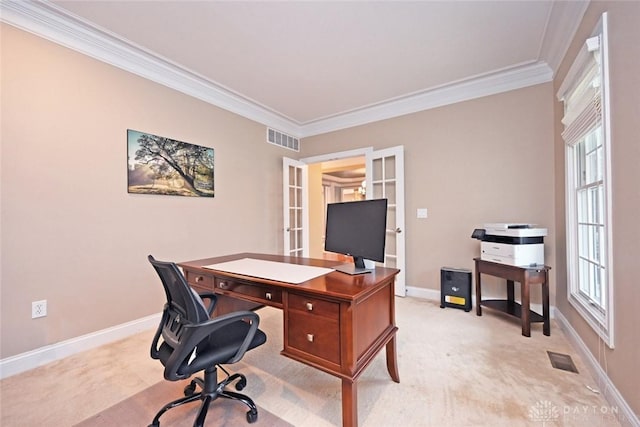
[
  {"x1": 267, "y1": 128, "x2": 299, "y2": 152},
  {"x1": 547, "y1": 351, "x2": 579, "y2": 373}
]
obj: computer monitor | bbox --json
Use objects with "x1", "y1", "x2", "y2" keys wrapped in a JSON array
[{"x1": 324, "y1": 198, "x2": 388, "y2": 275}]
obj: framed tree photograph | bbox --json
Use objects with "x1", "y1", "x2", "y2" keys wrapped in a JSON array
[{"x1": 127, "y1": 129, "x2": 214, "y2": 197}]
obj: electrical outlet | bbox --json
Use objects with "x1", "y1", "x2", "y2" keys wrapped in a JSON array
[{"x1": 32, "y1": 300, "x2": 47, "y2": 319}]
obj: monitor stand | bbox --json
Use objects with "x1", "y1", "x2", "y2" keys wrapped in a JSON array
[
  {"x1": 333, "y1": 256, "x2": 373, "y2": 275},
  {"x1": 333, "y1": 263, "x2": 373, "y2": 275}
]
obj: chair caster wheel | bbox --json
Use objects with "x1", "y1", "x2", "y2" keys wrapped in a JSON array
[
  {"x1": 184, "y1": 381, "x2": 197, "y2": 396},
  {"x1": 235, "y1": 377, "x2": 247, "y2": 391},
  {"x1": 246, "y1": 409, "x2": 258, "y2": 423}
]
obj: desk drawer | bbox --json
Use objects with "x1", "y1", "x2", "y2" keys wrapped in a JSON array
[
  {"x1": 215, "y1": 278, "x2": 282, "y2": 305},
  {"x1": 287, "y1": 310, "x2": 340, "y2": 364},
  {"x1": 288, "y1": 294, "x2": 339, "y2": 319},
  {"x1": 184, "y1": 270, "x2": 215, "y2": 289}
]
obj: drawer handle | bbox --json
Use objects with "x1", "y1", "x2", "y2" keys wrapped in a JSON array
[
  {"x1": 219, "y1": 281, "x2": 227, "y2": 289},
  {"x1": 265, "y1": 292, "x2": 272, "y2": 300},
  {"x1": 195, "y1": 276, "x2": 204, "y2": 283},
  {"x1": 306, "y1": 334, "x2": 314, "y2": 342},
  {"x1": 306, "y1": 302, "x2": 313, "y2": 311}
]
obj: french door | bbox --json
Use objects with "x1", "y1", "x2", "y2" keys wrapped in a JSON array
[
  {"x1": 282, "y1": 157, "x2": 309, "y2": 257},
  {"x1": 366, "y1": 146, "x2": 406, "y2": 296}
]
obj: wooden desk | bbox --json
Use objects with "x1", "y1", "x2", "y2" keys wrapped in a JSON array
[
  {"x1": 474, "y1": 258, "x2": 550, "y2": 337},
  {"x1": 179, "y1": 253, "x2": 400, "y2": 427}
]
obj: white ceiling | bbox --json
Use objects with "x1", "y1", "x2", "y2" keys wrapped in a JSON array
[{"x1": 2, "y1": 1, "x2": 589, "y2": 137}]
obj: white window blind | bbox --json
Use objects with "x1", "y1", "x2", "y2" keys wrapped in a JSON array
[{"x1": 560, "y1": 36, "x2": 602, "y2": 145}]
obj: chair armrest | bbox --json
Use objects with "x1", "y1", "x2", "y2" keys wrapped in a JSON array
[
  {"x1": 210, "y1": 310, "x2": 260, "y2": 364},
  {"x1": 197, "y1": 292, "x2": 217, "y2": 316},
  {"x1": 149, "y1": 307, "x2": 169, "y2": 360}
]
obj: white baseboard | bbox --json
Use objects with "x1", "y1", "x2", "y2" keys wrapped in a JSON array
[
  {"x1": 405, "y1": 285, "x2": 440, "y2": 300},
  {"x1": 0, "y1": 312, "x2": 161, "y2": 380},
  {"x1": 547, "y1": 309, "x2": 639, "y2": 427}
]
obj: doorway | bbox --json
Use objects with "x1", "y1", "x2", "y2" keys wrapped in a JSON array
[{"x1": 315, "y1": 157, "x2": 366, "y2": 259}]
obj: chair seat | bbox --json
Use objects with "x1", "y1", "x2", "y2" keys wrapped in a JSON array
[{"x1": 157, "y1": 319, "x2": 267, "y2": 377}]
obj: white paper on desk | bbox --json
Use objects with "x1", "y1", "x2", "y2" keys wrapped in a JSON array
[{"x1": 202, "y1": 258, "x2": 334, "y2": 284}]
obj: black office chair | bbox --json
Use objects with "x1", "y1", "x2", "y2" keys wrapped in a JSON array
[{"x1": 147, "y1": 255, "x2": 267, "y2": 426}]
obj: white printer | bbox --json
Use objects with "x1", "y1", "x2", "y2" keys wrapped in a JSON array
[{"x1": 472, "y1": 223, "x2": 547, "y2": 267}]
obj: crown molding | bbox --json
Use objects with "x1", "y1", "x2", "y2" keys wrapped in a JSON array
[
  {"x1": 299, "y1": 62, "x2": 553, "y2": 137},
  {"x1": 539, "y1": 0, "x2": 590, "y2": 75},
  {"x1": 0, "y1": 0, "x2": 304, "y2": 136},
  {"x1": 2, "y1": 0, "x2": 557, "y2": 139}
]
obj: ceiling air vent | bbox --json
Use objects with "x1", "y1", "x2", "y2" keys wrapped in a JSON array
[{"x1": 267, "y1": 128, "x2": 299, "y2": 152}]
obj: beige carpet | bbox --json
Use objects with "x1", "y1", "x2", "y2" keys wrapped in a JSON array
[
  {"x1": 0, "y1": 297, "x2": 624, "y2": 426},
  {"x1": 74, "y1": 378, "x2": 292, "y2": 427},
  {"x1": 233, "y1": 298, "x2": 622, "y2": 426}
]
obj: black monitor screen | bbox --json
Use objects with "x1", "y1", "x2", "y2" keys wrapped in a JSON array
[{"x1": 324, "y1": 198, "x2": 388, "y2": 274}]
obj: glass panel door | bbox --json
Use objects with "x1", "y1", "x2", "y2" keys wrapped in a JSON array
[
  {"x1": 283, "y1": 157, "x2": 308, "y2": 257},
  {"x1": 366, "y1": 146, "x2": 405, "y2": 296}
]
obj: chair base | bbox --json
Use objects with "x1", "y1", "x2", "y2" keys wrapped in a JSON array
[{"x1": 149, "y1": 366, "x2": 258, "y2": 427}]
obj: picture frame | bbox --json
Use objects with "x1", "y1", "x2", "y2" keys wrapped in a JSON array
[{"x1": 127, "y1": 129, "x2": 214, "y2": 197}]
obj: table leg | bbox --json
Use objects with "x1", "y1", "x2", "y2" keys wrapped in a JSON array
[
  {"x1": 521, "y1": 280, "x2": 531, "y2": 337},
  {"x1": 341, "y1": 378, "x2": 357, "y2": 427},
  {"x1": 385, "y1": 336, "x2": 400, "y2": 383},
  {"x1": 475, "y1": 264, "x2": 482, "y2": 316},
  {"x1": 542, "y1": 275, "x2": 550, "y2": 336},
  {"x1": 506, "y1": 280, "x2": 515, "y2": 308}
]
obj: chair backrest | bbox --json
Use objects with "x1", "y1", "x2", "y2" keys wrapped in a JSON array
[
  {"x1": 148, "y1": 255, "x2": 213, "y2": 357},
  {"x1": 148, "y1": 255, "x2": 210, "y2": 324}
]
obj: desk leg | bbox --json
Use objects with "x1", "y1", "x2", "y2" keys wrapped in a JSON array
[
  {"x1": 341, "y1": 379, "x2": 357, "y2": 427},
  {"x1": 543, "y1": 278, "x2": 550, "y2": 336},
  {"x1": 385, "y1": 336, "x2": 400, "y2": 383},
  {"x1": 521, "y1": 281, "x2": 531, "y2": 337},
  {"x1": 475, "y1": 266, "x2": 482, "y2": 316}
]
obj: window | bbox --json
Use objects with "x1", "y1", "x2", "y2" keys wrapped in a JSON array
[{"x1": 558, "y1": 13, "x2": 614, "y2": 347}]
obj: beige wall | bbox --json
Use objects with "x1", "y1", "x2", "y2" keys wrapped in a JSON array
[
  {"x1": 301, "y1": 84, "x2": 556, "y2": 300},
  {"x1": 0, "y1": 25, "x2": 284, "y2": 358},
  {"x1": 553, "y1": 1, "x2": 640, "y2": 417}
]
